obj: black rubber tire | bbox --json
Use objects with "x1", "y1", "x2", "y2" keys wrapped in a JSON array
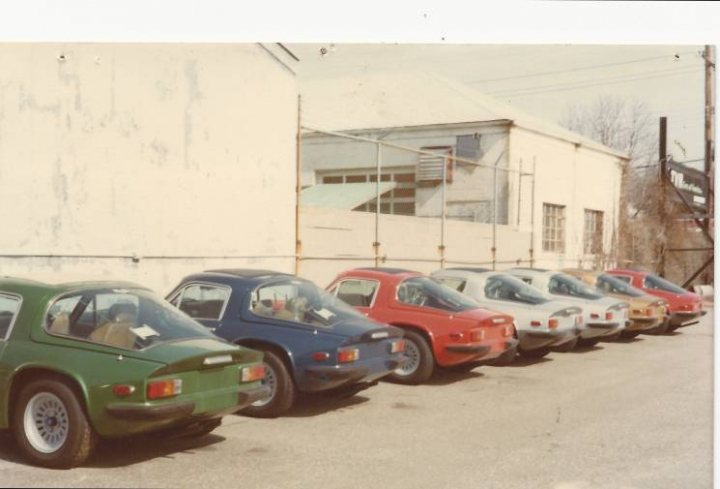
[
  {"x1": 239, "y1": 350, "x2": 295, "y2": 418},
  {"x1": 387, "y1": 330, "x2": 434, "y2": 385},
  {"x1": 517, "y1": 346, "x2": 551, "y2": 358},
  {"x1": 12, "y1": 379, "x2": 97, "y2": 469},
  {"x1": 577, "y1": 337, "x2": 600, "y2": 348},
  {"x1": 621, "y1": 330, "x2": 642, "y2": 339},
  {"x1": 550, "y1": 337, "x2": 578, "y2": 353}
]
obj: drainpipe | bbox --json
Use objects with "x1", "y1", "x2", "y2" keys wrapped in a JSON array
[
  {"x1": 529, "y1": 157, "x2": 537, "y2": 267},
  {"x1": 492, "y1": 160, "x2": 498, "y2": 270},
  {"x1": 294, "y1": 95, "x2": 302, "y2": 275},
  {"x1": 439, "y1": 155, "x2": 447, "y2": 268},
  {"x1": 374, "y1": 143, "x2": 382, "y2": 267}
]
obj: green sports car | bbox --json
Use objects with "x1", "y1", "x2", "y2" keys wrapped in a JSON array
[{"x1": 0, "y1": 277, "x2": 268, "y2": 469}]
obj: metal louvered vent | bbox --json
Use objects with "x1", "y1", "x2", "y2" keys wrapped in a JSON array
[{"x1": 417, "y1": 146, "x2": 453, "y2": 186}]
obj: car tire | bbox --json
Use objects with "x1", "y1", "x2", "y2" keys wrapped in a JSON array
[
  {"x1": 577, "y1": 337, "x2": 600, "y2": 348},
  {"x1": 387, "y1": 330, "x2": 434, "y2": 385},
  {"x1": 12, "y1": 378, "x2": 97, "y2": 469},
  {"x1": 517, "y1": 346, "x2": 550, "y2": 358},
  {"x1": 239, "y1": 350, "x2": 295, "y2": 418},
  {"x1": 621, "y1": 330, "x2": 642, "y2": 339},
  {"x1": 550, "y1": 337, "x2": 578, "y2": 353}
]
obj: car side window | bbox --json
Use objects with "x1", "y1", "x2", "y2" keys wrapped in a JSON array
[
  {"x1": 613, "y1": 275, "x2": 632, "y2": 284},
  {"x1": 435, "y1": 277, "x2": 466, "y2": 293},
  {"x1": 335, "y1": 279, "x2": 378, "y2": 307},
  {"x1": 0, "y1": 294, "x2": 21, "y2": 340},
  {"x1": 175, "y1": 284, "x2": 231, "y2": 320},
  {"x1": 548, "y1": 277, "x2": 570, "y2": 295},
  {"x1": 484, "y1": 277, "x2": 516, "y2": 301}
]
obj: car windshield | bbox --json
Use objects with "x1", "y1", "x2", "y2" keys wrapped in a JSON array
[
  {"x1": 549, "y1": 274, "x2": 603, "y2": 300},
  {"x1": 250, "y1": 278, "x2": 366, "y2": 327},
  {"x1": 596, "y1": 274, "x2": 644, "y2": 297},
  {"x1": 644, "y1": 274, "x2": 687, "y2": 294},
  {"x1": 46, "y1": 288, "x2": 216, "y2": 350},
  {"x1": 397, "y1": 277, "x2": 480, "y2": 312},
  {"x1": 484, "y1": 275, "x2": 549, "y2": 305}
]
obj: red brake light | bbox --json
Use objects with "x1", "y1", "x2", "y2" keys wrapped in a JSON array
[
  {"x1": 389, "y1": 340, "x2": 405, "y2": 354},
  {"x1": 645, "y1": 308, "x2": 653, "y2": 317},
  {"x1": 147, "y1": 379, "x2": 182, "y2": 400},
  {"x1": 241, "y1": 364, "x2": 266, "y2": 382},
  {"x1": 548, "y1": 318, "x2": 559, "y2": 329},
  {"x1": 112, "y1": 384, "x2": 135, "y2": 397},
  {"x1": 312, "y1": 352, "x2": 330, "y2": 362},
  {"x1": 605, "y1": 311, "x2": 614, "y2": 321},
  {"x1": 338, "y1": 348, "x2": 359, "y2": 363}
]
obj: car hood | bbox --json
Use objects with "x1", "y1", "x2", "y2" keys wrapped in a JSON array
[{"x1": 122, "y1": 337, "x2": 263, "y2": 374}]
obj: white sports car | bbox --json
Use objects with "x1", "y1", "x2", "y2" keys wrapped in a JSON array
[
  {"x1": 431, "y1": 268, "x2": 584, "y2": 358},
  {"x1": 505, "y1": 268, "x2": 630, "y2": 347}
]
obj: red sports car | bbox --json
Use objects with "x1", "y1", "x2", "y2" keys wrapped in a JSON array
[
  {"x1": 327, "y1": 268, "x2": 518, "y2": 384},
  {"x1": 605, "y1": 268, "x2": 705, "y2": 332}
]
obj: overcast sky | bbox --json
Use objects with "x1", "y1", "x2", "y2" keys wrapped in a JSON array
[
  {"x1": 2, "y1": 1, "x2": 717, "y2": 168},
  {"x1": 289, "y1": 43, "x2": 706, "y2": 166}
]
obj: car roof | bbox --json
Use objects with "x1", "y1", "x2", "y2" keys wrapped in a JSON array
[
  {"x1": 444, "y1": 267, "x2": 492, "y2": 273},
  {"x1": 205, "y1": 269, "x2": 293, "y2": 279},
  {"x1": 607, "y1": 268, "x2": 648, "y2": 276},
  {"x1": 0, "y1": 276, "x2": 150, "y2": 296},
  {"x1": 338, "y1": 267, "x2": 423, "y2": 280},
  {"x1": 354, "y1": 267, "x2": 416, "y2": 275}
]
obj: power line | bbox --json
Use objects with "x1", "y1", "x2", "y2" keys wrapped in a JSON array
[
  {"x1": 491, "y1": 67, "x2": 703, "y2": 98},
  {"x1": 467, "y1": 51, "x2": 698, "y2": 84}
]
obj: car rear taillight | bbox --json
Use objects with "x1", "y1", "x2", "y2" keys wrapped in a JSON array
[
  {"x1": 471, "y1": 329, "x2": 485, "y2": 341},
  {"x1": 241, "y1": 364, "x2": 265, "y2": 382},
  {"x1": 645, "y1": 308, "x2": 653, "y2": 317},
  {"x1": 389, "y1": 340, "x2": 405, "y2": 354},
  {"x1": 312, "y1": 351, "x2": 330, "y2": 361},
  {"x1": 548, "y1": 318, "x2": 558, "y2": 329},
  {"x1": 338, "y1": 348, "x2": 359, "y2": 363},
  {"x1": 605, "y1": 311, "x2": 613, "y2": 321},
  {"x1": 147, "y1": 379, "x2": 182, "y2": 400},
  {"x1": 530, "y1": 320, "x2": 542, "y2": 327},
  {"x1": 112, "y1": 384, "x2": 135, "y2": 397}
]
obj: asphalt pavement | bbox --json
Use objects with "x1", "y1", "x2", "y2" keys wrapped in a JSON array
[{"x1": 0, "y1": 309, "x2": 714, "y2": 489}]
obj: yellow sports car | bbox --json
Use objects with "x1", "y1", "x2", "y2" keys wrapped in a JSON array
[{"x1": 562, "y1": 269, "x2": 667, "y2": 338}]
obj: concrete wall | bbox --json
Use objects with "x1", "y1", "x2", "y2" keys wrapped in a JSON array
[
  {"x1": 298, "y1": 206, "x2": 531, "y2": 287},
  {"x1": 0, "y1": 43, "x2": 298, "y2": 294},
  {"x1": 510, "y1": 126, "x2": 624, "y2": 270}
]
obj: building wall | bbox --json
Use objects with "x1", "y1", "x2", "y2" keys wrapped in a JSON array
[
  {"x1": 0, "y1": 43, "x2": 298, "y2": 294},
  {"x1": 510, "y1": 126, "x2": 624, "y2": 270},
  {"x1": 299, "y1": 206, "x2": 532, "y2": 286},
  {"x1": 302, "y1": 122, "x2": 511, "y2": 223}
]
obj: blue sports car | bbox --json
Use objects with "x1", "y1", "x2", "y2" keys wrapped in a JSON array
[{"x1": 167, "y1": 270, "x2": 406, "y2": 417}]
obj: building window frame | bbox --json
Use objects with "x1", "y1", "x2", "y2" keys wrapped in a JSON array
[{"x1": 542, "y1": 203, "x2": 566, "y2": 253}]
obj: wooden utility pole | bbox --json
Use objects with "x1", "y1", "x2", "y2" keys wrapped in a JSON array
[
  {"x1": 703, "y1": 45, "x2": 715, "y2": 283},
  {"x1": 658, "y1": 116, "x2": 667, "y2": 277}
]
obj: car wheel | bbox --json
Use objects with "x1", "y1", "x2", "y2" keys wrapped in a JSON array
[
  {"x1": 550, "y1": 337, "x2": 578, "y2": 353},
  {"x1": 387, "y1": 330, "x2": 434, "y2": 384},
  {"x1": 577, "y1": 337, "x2": 600, "y2": 348},
  {"x1": 517, "y1": 346, "x2": 550, "y2": 358},
  {"x1": 621, "y1": 330, "x2": 642, "y2": 339},
  {"x1": 12, "y1": 379, "x2": 97, "y2": 469},
  {"x1": 240, "y1": 350, "x2": 295, "y2": 418}
]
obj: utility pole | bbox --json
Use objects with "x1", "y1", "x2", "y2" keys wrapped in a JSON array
[
  {"x1": 658, "y1": 116, "x2": 667, "y2": 278},
  {"x1": 703, "y1": 45, "x2": 715, "y2": 284}
]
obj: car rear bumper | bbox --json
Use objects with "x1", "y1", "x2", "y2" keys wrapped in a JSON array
[
  {"x1": 582, "y1": 321, "x2": 622, "y2": 339},
  {"x1": 302, "y1": 355, "x2": 406, "y2": 392},
  {"x1": 669, "y1": 310, "x2": 706, "y2": 327},
  {"x1": 627, "y1": 316, "x2": 664, "y2": 331},
  {"x1": 519, "y1": 328, "x2": 579, "y2": 351}
]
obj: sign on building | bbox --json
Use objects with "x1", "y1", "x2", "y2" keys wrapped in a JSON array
[{"x1": 667, "y1": 159, "x2": 708, "y2": 211}]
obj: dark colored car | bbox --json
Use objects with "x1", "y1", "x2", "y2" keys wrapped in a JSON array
[
  {"x1": 605, "y1": 268, "x2": 706, "y2": 332},
  {"x1": 167, "y1": 270, "x2": 406, "y2": 417},
  {"x1": 0, "y1": 277, "x2": 267, "y2": 469},
  {"x1": 327, "y1": 268, "x2": 518, "y2": 384}
]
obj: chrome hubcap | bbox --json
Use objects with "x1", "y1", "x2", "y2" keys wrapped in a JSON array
[
  {"x1": 24, "y1": 392, "x2": 69, "y2": 454},
  {"x1": 394, "y1": 339, "x2": 421, "y2": 377},
  {"x1": 251, "y1": 362, "x2": 277, "y2": 407}
]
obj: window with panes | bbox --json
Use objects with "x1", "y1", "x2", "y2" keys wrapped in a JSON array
[
  {"x1": 542, "y1": 203, "x2": 566, "y2": 252},
  {"x1": 583, "y1": 209, "x2": 604, "y2": 255}
]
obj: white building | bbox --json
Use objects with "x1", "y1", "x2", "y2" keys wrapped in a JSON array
[
  {"x1": 0, "y1": 43, "x2": 299, "y2": 293},
  {"x1": 300, "y1": 72, "x2": 628, "y2": 273}
]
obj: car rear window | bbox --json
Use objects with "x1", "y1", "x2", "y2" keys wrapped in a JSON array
[
  {"x1": 549, "y1": 274, "x2": 603, "y2": 300},
  {"x1": 597, "y1": 274, "x2": 644, "y2": 297},
  {"x1": 397, "y1": 277, "x2": 480, "y2": 312},
  {"x1": 46, "y1": 288, "x2": 216, "y2": 350},
  {"x1": 0, "y1": 293, "x2": 21, "y2": 340},
  {"x1": 643, "y1": 275, "x2": 687, "y2": 294}
]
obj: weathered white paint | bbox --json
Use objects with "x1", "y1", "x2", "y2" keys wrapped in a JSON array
[
  {"x1": 0, "y1": 43, "x2": 298, "y2": 294},
  {"x1": 299, "y1": 206, "x2": 531, "y2": 287}
]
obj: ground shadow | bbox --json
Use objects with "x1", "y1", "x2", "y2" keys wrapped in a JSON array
[
  {"x1": 0, "y1": 428, "x2": 227, "y2": 469},
  {"x1": 611, "y1": 336, "x2": 645, "y2": 344},
  {"x1": 423, "y1": 369, "x2": 485, "y2": 386},
  {"x1": 504, "y1": 356, "x2": 553, "y2": 368},
  {"x1": 567, "y1": 344, "x2": 604, "y2": 354},
  {"x1": 282, "y1": 394, "x2": 371, "y2": 418}
]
